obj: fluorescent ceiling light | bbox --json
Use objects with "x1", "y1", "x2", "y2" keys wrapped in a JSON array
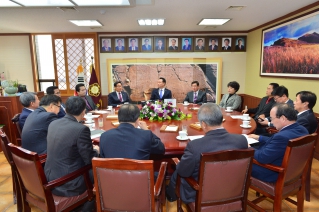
[
  {"x1": 70, "y1": 20, "x2": 103, "y2": 27},
  {"x1": 0, "y1": 0, "x2": 21, "y2": 7},
  {"x1": 198, "y1": 19, "x2": 230, "y2": 25},
  {"x1": 138, "y1": 19, "x2": 165, "y2": 26},
  {"x1": 72, "y1": 0, "x2": 130, "y2": 6},
  {"x1": 13, "y1": 0, "x2": 74, "y2": 6}
]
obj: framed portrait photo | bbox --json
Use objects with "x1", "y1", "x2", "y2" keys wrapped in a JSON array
[
  {"x1": 234, "y1": 37, "x2": 246, "y2": 51},
  {"x1": 208, "y1": 37, "x2": 220, "y2": 51},
  {"x1": 222, "y1": 37, "x2": 232, "y2": 51},
  {"x1": 141, "y1": 37, "x2": 153, "y2": 52},
  {"x1": 100, "y1": 37, "x2": 113, "y2": 53},
  {"x1": 127, "y1": 37, "x2": 140, "y2": 52},
  {"x1": 114, "y1": 37, "x2": 126, "y2": 52},
  {"x1": 194, "y1": 37, "x2": 205, "y2": 51},
  {"x1": 167, "y1": 37, "x2": 179, "y2": 52},
  {"x1": 154, "y1": 37, "x2": 166, "y2": 52},
  {"x1": 181, "y1": 37, "x2": 193, "y2": 51}
]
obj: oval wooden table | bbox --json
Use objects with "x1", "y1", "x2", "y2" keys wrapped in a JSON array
[{"x1": 93, "y1": 103, "x2": 256, "y2": 156}]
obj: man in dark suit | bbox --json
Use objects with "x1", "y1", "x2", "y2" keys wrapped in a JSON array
[
  {"x1": 108, "y1": 81, "x2": 131, "y2": 107},
  {"x1": 21, "y1": 95, "x2": 61, "y2": 155},
  {"x1": 248, "y1": 104, "x2": 308, "y2": 182},
  {"x1": 184, "y1": 81, "x2": 207, "y2": 104},
  {"x1": 235, "y1": 38, "x2": 245, "y2": 50},
  {"x1": 169, "y1": 38, "x2": 178, "y2": 50},
  {"x1": 128, "y1": 38, "x2": 138, "y2": 51},
  {"x1": 100, "y1": 104, "x2": 164, "y2": 159},
  {"x1": 294, "y1": 91, "x2": 317, "y2": 134},
  {"x1": 209, "y1": 38, "x2": 218, "y2": 50},
  {"x1": 150, "y1": 77, "x2": 172, "y2": 101},
  {"x1": 156, "y1": 39, "x2": 164, "y2": 50},
  {"x1": 182, "y1": 38, "x2": 191, "y2": 50},
  {"x1": 101, "y1": 39, "x2": 111, "y2": 51},
  {"x1": 142, "y1": 38, "x2": 152, "y2": 50},
  {"x1": 45, "y1": 96, "x2": 99, "y2": 211},
  {"x1": 75, "y1": 83, "x2": 97, "y2": 112},
  {"x1": 166, "y1": 103, "x2": 248, "y2": 203},
  {"x1": 242, "y1": 83, "x2": 279, "y2": 121},
  {"x1": 195, "y1": 38, "x2": 204, "y2": 50},
  {"x1": 46, "y1": 86, "x2": 66, "y2": 118},
  {"x1": 115, "y1": 38, "x2": 124, "y2": 51},
  {"x1": 18, "y1": 92, "x2": 40, "y2": 130},
  {"x1": 222, "y1": 38, "x2": 231, "y2": 50}
]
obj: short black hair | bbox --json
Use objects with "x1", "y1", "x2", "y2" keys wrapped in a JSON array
[
  {"x1": 171, "y1": 39, "x2": 176, "y2": 42},
  {"x1": 159, "y1": 77, "x2": 166, "y2": 84},
  {"x1": 191, "y1": 81, "x2": 199, "y2": 86},
  {"x1": 39, "y1": 95, "x2": 61, "y2": 107},
  {"x1": 211, "y1": 38, "x2": 216, "y2": 42},
  {"x1": 19, "y1": 92, "x2": 36, "y2": 107},
  {"x1": 118, "y1": 104, "x2": 140, "y2": 123},
  {"x1": 296, "y1": 91, "x2": 317, "y2": 109},
  {"x1": 274, "y1": 103, "x2": 297, "y2": 121},
  {"x1": 65, "y1": 96, "x2": 86, "y2": 116},
  {"x1": 197, "y1": 39, "x2": 203, "y2": 42},
  {"x1": 272, "y1": 86, "x2": 289, "y2": 97},
  {"x1": 269, "y1": 83, "x2": 279, "y2": 90},
  {"x1": 130, "y1": 38, "x2": 136, "y2": 42},
  {"x1": 144, "y1": 39, "x2": 149, "y2": 42},
  {"x1": 224, "y1": 38, "x2": 230, "y2": 43},
  {"x1": 46, "y1": 86, "x2": 58, "y2": 95},
  {"x1": 227, "y1": 81, "x2": 240, "y2": 92},
  {"x1": 184, "y1": 39, "x2": 189, "y2": 42},
  {"x1": 114, "y1": 81, "x2": 122, "y2": 87},
  {"x1": 75, "y1": 83, "x2": 85, "y2": 92}
]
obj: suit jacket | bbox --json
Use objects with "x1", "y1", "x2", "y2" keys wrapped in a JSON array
[
  {"x1": 108, "y1": 91, "x2": 131, "y2": 107},
  {"x1": 209, "y1": 45, "x2": 218, "y2": 50},
  {"x1": 252, "y1": 123, "x2": 308, "y2": 182},
  {"x1": 155, "y1": 45, "x2": 164, "y2": 50},
  {"x1": 44, "y1": 114, "x2": 98, "y2": 196},
  {"x1": 21, "y1": 107, "x2": 58, "y2": 155},
  {"x1": 297, "y1": 110, "x2": 318, "y2": 134},
  {"x1": 222, "y1": 46, "x2": 231, "y2": 50},
  {"x1": 102, "y1": 46, "x2": 111, "y2": 51},
  {"x1": 247, "y1": 96, "x2": 275, "y2": 120},
  {"x1": 129, "y1": 46, "x2": 138, "y2": 51},
  {"x1": 235, "y1": 45, "x2": 244, "y2": 50},
  {"x1": 219, "y1": 93, "x2": 242, "y2": 110},
  {"x1": 100, "y1": 123, "x2": 165, "y2": 160},
  {"x1": 182, "y1": 45, "x2": 191, "y2": 50},
  {"x1": 83, "y1": 96, "x2": 97, "y2": 112},
  {"x1": 195, "y1": 45, "x2": 204, "y2": 50},
  {"x1": 184, "y1": 90, "x2": 207, "y2": 104},
  {"x1": 19, "y1": 107, "x2": 33, "y2": 130},
  {"x1": 115, "y1": 46, "x2": 125, "y2": 51},
  {"x1": 176, "y1": 128, "x2": 248, "y2": 203},
  {"x1": 142, "y1": 44, "x2": 152, "y2": 50},
  {"x1": 169, "y1": 46, "x2": 178, "y2": 50},
  {"x1": 150, "y1": 88, "x2": 172, "y2": 101},
  {"x1": 57, "y1": 103, "x2": 66, "y2": 119}
]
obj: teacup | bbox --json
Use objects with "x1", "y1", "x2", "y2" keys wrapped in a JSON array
[
  {"x1": 87, "y1": 112, "x2": 92, "y2": 117},
  {"x1": 184, "y1": 101, "x2": 189, "y2": 105},
  {"x1": 242, "y1": 114, "x2": 250, "y2": 120},
  {"x1": 179, "y1": 131, "x2": 187, "y2": 139},
  {"x1": 107, "y1": 106, "x2": 113, "y2": 110},
  {"x1": 226, "y1": 106, "x2": 232, "y2": 111},
  {"x1": 242, "y1": 120, "x2": 250, "y2": 127}
]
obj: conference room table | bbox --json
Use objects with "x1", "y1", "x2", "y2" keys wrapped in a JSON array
[{"x1": 92, "y1": 103, "x2": 257, "y2": 156}]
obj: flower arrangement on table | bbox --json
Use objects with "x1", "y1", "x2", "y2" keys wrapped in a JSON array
[{"x1": 140, "y1": 101, "x2": 191, "y2": 121}]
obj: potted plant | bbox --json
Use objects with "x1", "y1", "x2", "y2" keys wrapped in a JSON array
[{"x1": 4, "y1": 80, "x2": 19, "y2": 95}]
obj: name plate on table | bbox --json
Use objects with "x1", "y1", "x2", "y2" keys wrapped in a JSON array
[
  {"x1": 190, "y1": 123, "x2": 202, "y2": 130},
  {"x1": 111, "y1": 121, "x2": 120, "y2": 127},
  {"x1": 160, "y1": 125, "x2": 178, "y2": 132},
  {"x1": 106, "y1": 115, "x2": 118, "y2": 119}
]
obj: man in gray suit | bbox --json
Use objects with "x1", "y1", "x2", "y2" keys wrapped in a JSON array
[
  {"x1": 183, "y1": 81, "x2": 207, "y2": 104},
  {"x1": 45, "y1": 96, "x2": 99, "y2": 211},
  {"x1": 75, "y1": 83, "x2": 97, "y2": 112},
  {"x1": 166, "y1": 103, "x2": 248, "y2": 203}
]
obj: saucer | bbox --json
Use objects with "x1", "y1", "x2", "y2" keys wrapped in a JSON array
[
  {"x1": 240, "y1": 124, "x2": 252, "y2": 129},
  {"x1": 176, "y1": 136, "x2": 188, "y2": 141},
  {"x1": 84, "y1": 115, "x2": 99, "y2": 119},
  {"x1": 85, "y1": 120, "x2": 94, "y2": 124},
  {"x1": 225, "y1": 110, "x2": 233, "y2": 112},
  {"x1": 242, "y1": 117, "x2": 251, "y2": 120}
]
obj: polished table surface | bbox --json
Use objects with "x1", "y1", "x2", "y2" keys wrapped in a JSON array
[{"x1": 93, "y1": 104, "x2": 256, "y2": 155}]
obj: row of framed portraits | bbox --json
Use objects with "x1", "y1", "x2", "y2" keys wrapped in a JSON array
[{"x1": 99, "y1": 36, "x2": 247, "y2": 53}]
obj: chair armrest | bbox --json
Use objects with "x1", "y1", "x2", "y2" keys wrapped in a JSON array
[
  {"x1": 154, "y1": 162, "x2": 167, "y2": 197},
  {"x1": 253, "y1": 159, "x2": 284, "y2": 173},
  {"x1": 16, "y1": 138, "x2": 22, "y2": 146},
  {"x1": 39, "y1": 153, "x2": 47, "y2": 164},
  {"x1": 172, "y1": 158, "x2": 180, "y2": 166},
  {"x1": 266, "y1": 127, "x2": 279, "y2": 134},
  {"x1": 183, "y1": 176, "x2": 200, "y2": 190},
  {"x1": 44, "y1": 164, "x2": 92, "y2": 190}
]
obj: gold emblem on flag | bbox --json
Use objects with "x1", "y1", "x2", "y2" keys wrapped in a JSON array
[{"x1": 88, "y1": 83, "x2": 100, "y2": 97}]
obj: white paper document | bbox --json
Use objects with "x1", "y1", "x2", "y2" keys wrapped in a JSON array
[
  {"x1": 165, "y1": 125, "x2": 178, "y2": 131},
  {"x1": 90, "y1": 129, "x2": 105, "y2": 139},
  {"x1": 230, "y1": 115, "x2": 245, "y2": 119},
  {"x1": 94, "y1": 110, "x2": 108, "y2": 114},
  {"x1": 242, "y1": 134, "x2": 259, "y2": 145},
  {"x1": 187, "y1": 135, "x2": 204, "y2": 141}
]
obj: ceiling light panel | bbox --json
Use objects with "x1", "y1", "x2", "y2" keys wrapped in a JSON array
[
  {"x1": 198, "y1": 19, "x2": 230, "y2": 25},
  {"x1": 13, "y1": 0, "x2": 74, "y2": 6},
  {"x1": 138, "y1": 19, "x2": 165, "y2": 26},
  {"x1": 72, "y1": 0, "x2": 130, "y2": 6},
  {"x1": 69, "y1": 20, "x2": 103, "y2": 26},
  {"x1": 0, "y1": 0, "x2": 21, "y2": 7}
]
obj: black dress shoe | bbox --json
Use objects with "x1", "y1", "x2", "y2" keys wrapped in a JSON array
[{"x1": 166, "y1": 185, "x2": 177, "y2": 202}]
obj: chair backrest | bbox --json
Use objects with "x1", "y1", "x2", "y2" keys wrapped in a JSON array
[
  {"x1": 195, "y1": 149, "x2": 254, "y2": 211},
  {"x1": 8, "y1": 143, "x2": 50, "y2": 204},
  {"x1": 92, "y1": 158, "x2": 155, "y2": 212},
  {"x1": 0, "y1": 128, "x2": 14, "y2": 166},
  {"x1": 281, "y1": 133, "x2": 317, "y2": 185},
  {"x1": 11, "y1": 113, "x2": 22, "y2": 137}
]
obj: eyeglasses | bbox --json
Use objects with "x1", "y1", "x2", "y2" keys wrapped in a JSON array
[
  {"x1": 273, "y1": 96, "x2": 282, "y2": 101},
  {"x1": 53, "y1": 104, "x2": 61, "y2": 108}
]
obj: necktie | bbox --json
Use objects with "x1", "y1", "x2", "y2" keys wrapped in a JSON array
[
  {"x1": 133, "y1": 47, "x2": 135, "y2": 51},
  {"x1": 194, "y1": 92, "x2": 197, "y2": 103},
  {"x1": 83, "y1": 97, "x2": 92, "y2": 110},
  {"x1": 159, "y1": 89, "x2": 163, "y2": 99},
  {"x1": 158, "y1": 46, "x2": 161, "y2": 50},
  {"x1": 119, "y1": 92, "x2": 123, "y2": 102},
  {"x1": 266, "y1": 97, "x2": 271, "y2": 104}
]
